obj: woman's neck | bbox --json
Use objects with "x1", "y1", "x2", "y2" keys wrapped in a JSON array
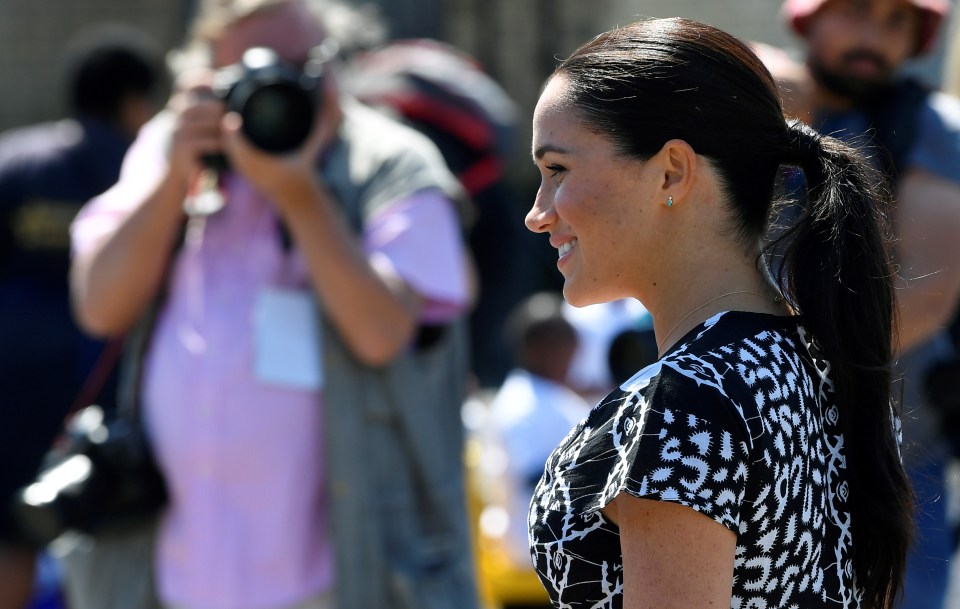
[{"x1": 647, "y1": 261, "x2": 787, "y2": 357}]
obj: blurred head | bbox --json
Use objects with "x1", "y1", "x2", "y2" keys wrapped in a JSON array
[
  {"x1": 187, "y1": 0, "x2": 329, "y2": 69},
  {"x1": 786, "y1": 0, "x2": 948, "y2": 56},
  {"x1": 789, "y1": 0, "x2": 947, "y2": 102},
  {"x1": 526, "y1": 18, "x2": 788, "y2": 306},
  {"x1": 179, "y1": 0, "x2": 341, "y2": 152},
  {"x1": 506, "y1": 292, "x2": 578, "y2": 383},
  {"x1": 61, "y1": 23, "x2": 165, "y2": 135}
]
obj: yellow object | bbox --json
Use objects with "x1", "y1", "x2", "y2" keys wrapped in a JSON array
[{"x1": 465, "y1": 435, "x2": 550, "y2": 609}]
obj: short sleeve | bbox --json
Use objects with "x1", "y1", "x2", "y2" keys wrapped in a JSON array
[
  {"x1": 362, "y1": 189, "x2": 470, "y2": 322},
  {"x1": 907, "y1": 92, "x2": 960, "y2": 182},
  {"x1": 323, "y1": 100, "x2": 468, "y2": 224},
  {"x1": 71, "y1": 113, "x2": 172, "y2": 258},
  {"x1": 618, "y1": 367, "x2": 752, "y2": 531},
  {"x1": 537, "y1": 360, "x2": 753, "y2": 533}
]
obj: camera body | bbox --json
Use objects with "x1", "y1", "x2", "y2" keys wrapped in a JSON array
[
  {"x1": 12, "y1": 405, "x2": 167, "y2": 545},
  {"x1": 205, "y1": 46, "x2": 327, "y2": 169}
]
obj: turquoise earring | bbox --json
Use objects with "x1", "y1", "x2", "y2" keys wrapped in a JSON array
[{"x1": 666, "y1": 195, "x2": 674, "y2": 207}]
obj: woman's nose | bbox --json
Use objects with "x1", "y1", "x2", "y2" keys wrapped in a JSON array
[{"x1": 525, "y1": 195, "x2": 555, "y2": 234}]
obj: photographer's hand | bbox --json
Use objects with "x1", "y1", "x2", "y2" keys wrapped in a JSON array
[
  {"x1": 220, "y1": 67, "x2": 342, "y2": 198},
  {"x1": 72, "y1": 70, "x2": 228, "y2": 337},
  {"x1": 167, "y1": 70, "x2": 227, "y2": 189},
  {"x1": 221, "y1": 91, "x2": 421, "y2": 366}
]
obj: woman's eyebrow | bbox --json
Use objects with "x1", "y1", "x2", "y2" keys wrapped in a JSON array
[{"x1": 532, "y1": 143, "x2": 572, "y2": 162}]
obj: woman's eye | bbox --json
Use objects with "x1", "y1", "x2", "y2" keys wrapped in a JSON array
[{"x1": 547, "y1": 164, "x2": 565, "y2": 178}]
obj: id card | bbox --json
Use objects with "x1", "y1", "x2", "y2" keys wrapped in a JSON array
[{"x1": 253, "y1": 287, "x2": 324, "y2": 390}]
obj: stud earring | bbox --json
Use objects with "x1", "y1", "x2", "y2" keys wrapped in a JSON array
[{"x1": 666, "y1": 195, "x2": 674, "y2": 207}]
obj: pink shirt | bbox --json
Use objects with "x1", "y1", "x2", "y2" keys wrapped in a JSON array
[{"x1": 72, "y1": 116, "x2": 470, "y2": 609}]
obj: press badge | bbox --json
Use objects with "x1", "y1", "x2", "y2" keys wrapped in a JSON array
[{"x1": 253, "y1": 287, "x2": 324, "y2": 390}]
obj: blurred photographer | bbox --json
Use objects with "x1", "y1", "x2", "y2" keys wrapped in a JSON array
[{"x1": 68, "y1": 1, "x2": 476, "y2": 609}]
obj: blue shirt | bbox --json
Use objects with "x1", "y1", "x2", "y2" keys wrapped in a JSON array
[
  {"x1": 0, "y1": 116, "x2": 132, "y2": 529},
  {"x1": 815, "y1": 89, "x2": 960, "y2": 183}
]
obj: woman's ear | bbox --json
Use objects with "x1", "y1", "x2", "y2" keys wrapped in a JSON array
[{"x1": 656, "y1": 139, "x2": 698, "y2": 200}]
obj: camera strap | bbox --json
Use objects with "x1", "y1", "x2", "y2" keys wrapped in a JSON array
[
  {"x1": 67, "y1": 337, "x2": 126, "y2": 417},
  {"x1": 47, "y1": 337, "x2": 127, "y2": 452},
  {"x1": 61, "y1": 222, "x2": 186, "y2": 431}
]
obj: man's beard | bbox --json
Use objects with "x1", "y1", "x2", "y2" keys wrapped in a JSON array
[{"x1": 807, "y1": 50, "x2": 896, "y2": 105}]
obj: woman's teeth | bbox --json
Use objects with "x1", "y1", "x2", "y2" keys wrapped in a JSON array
[{"x1": 558, "y1": 239, "x2": 576, "y2": 257}]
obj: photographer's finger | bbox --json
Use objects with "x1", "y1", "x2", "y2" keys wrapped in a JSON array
[
  {"x1": 303, "y1": 111, "x2": 330, "y2": 157},
  {"x1": 220, "y1": 112, "x2": 266, "y2": 173},
  {"x1": 172, "y1": 116, "x2": 222, "y2": 153},
  {"x1": 190, "y1": 133, "x2": 226, "y2": 157},
  {"x1": 311, "y1": 77, "x2": 343, "y2": 153},
  {"x1": 220, "y1": 112, "x2": 248, "y2": 154},
  {"x1": 174, "y1": 66, "x2": 215, "y2": 95},
  {"x1": 168, "y1": 130, "x2": 224, "y2": 179},
  {"x1": 177, "y1": 98, "x2": 226, "y2": 127},
  {"x1": 169, "y1": 83, "x2": 217, "y2": 117}
]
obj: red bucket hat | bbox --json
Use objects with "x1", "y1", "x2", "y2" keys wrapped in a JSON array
[{"x1": 783, "y1": 0, "x2": 950, "y2": 55}]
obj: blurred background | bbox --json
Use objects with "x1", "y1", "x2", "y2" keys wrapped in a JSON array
[
  {"x1": 2, "y1": 0, "x2": 955, "y2": 198},
  {"x1": 2, "y1": 2, "x2": 959, "y2": 608}
]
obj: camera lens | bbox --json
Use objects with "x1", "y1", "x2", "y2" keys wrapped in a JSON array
[{"x1": 240, "y1": 83, "x2": 315, "y2": 153}]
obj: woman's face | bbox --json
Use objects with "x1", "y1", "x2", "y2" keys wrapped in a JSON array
[{"x1": 526, "y1": 76, "x2": 663, "y2": 307}]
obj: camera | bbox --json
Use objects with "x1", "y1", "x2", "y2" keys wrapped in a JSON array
[
  {"x1": 12, "y1": 405, "x2": 167, "y2": 545},
  {"x1": 204, "y1": 43, "x2": 336, "y2": 169}
]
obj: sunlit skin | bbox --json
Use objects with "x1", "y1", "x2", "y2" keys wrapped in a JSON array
[
  {"x1": 211, "y1": 3, "x2": 344, "y2": 205},
  {"x1": 71, "y1": 0, "x2": 422, "y2": 365},
  {"x1": 209, "y1": 2, "x2": 418, "y2": 364},
  {"x1": 526, "y1": 77, "x2": 666, "y2": 309},
  {"x1": 525, "y1": 75, "x2": 785, "y2": 356},
  {"x1": 805, "y1": 0, "x2": 920, "y2": 109},
  {"x1": 212, "y1": 0, "x2": 326, "y2": 68},
  {"x1": 163, "y1": 0, "x2": 342, "y2": 188},
  {"x1": 525, "y1": 73, "x2": 790, "y2": 609}
]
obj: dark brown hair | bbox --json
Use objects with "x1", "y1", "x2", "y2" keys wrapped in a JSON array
[{"x1": 555, "y1": 18, "x2": 911, "y2": 607}]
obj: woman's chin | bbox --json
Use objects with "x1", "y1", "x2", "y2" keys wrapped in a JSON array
[
  {"x1": 563, "y1": 279, "x2": 632, "y2": 308},
  {"x1": 561, "y1": 284, "x2": 602, "y2": 308}
]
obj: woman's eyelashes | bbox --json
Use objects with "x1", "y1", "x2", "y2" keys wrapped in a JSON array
[{"x1": 546, "y1": 164, "x2": 566, "y2": 179}]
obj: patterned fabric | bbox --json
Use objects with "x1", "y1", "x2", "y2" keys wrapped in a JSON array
[{"x1": 528, "y1": 311, "x2": 862, "y2": 608}]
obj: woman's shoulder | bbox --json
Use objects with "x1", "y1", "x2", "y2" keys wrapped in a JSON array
[
  {"x1": 537, "y1": 358, "x2": 754, "y2": 516},
  {"x1": 535, "y1": 312, "x2": 814, "y2": 515},
  {"x1": 598, "y1": 353, "x2": 756, "y2": 450},
  {"x1": 635, "y1": 311, "x2": 808, "y2": 401},
  {"x1": 532, "y1": 366, "x2": 750, "y2": 537}
]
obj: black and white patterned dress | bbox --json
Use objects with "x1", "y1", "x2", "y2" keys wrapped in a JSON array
[{"x1": 528, "y1": 311, "x2": 862, "y2": 608}]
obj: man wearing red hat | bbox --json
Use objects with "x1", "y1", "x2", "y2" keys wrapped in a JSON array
[{"x1": 762, "y1": 1, "x2": 960, "y2": 607}]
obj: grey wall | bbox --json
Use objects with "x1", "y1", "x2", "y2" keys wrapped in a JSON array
[
  {"x1": 0, "y1": 0, "x2": 192, "y2": 131},
  {"x1": 438, "y1": 0, "x2": 803, "y2": 191},
  {"x1": 437, "y1": 0, "x2": 955, "y2": 192},
  {"x1": 1, "y1": 0, "x2": 796, "y2": 133},
  {"x1": 0, "y1": 0, "x2": 954, "y2": 168}
]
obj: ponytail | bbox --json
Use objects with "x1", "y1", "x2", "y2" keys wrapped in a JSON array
[
  {"x1": 552, "y1": 19, "x2": 913, "y2": 603},
  {"x1": 774, "y1": 119, "x2": 913, "y2": 608}
]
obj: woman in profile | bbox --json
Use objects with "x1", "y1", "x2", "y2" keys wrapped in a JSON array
[{"x1": 525, "y1": 17, "x2": 912, "y2": 609}]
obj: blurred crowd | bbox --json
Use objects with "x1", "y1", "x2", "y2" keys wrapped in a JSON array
[{"x1": 1, "y1": 0, "x2": 959, "y2": 608}]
